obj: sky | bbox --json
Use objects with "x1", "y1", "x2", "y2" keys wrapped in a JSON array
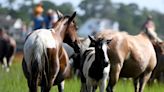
[
  {"x1": 52, "y1": 0, "x2": 164, "y2": 13},
  {"x1": 0, "y1": 0, "x2": 164, "y2": 13},
  {"x1": 112, "y1": 0, "x2": 164, "y2": 13}
]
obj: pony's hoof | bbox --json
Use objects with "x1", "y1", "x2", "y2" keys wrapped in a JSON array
[{"x1": 6, "y1": 68, "x2": 10, "y2": 72}]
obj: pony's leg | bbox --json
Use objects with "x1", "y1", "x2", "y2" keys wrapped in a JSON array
[
  {"x1": 106, "y1": 64, "x2": 122, "y2": 92},
  {"x1": 80, "y1": 83, "x2": 87, "y2": 92},
  {"x1": 5, "y1": 55, "x2": 14, "y2": 72},
  {"x1": 7, "y1": 55, "x2": 14, "y2": 67},
  {"x1": 139, "y1": 55, "x2": 156, "y2": 92},
  {"x1": 92, "y1": 85, "x2": 97, "y2": 92},
  {"x1": 29, "y1": 78, "x2": 38, "y2": 92},
  {"x1": 86, "y1": 84, "x2": 92, "y2": 92},
  {"x1": 58, "y1": 81, "x2": 65, "y2": 92},
  {"x1": 147, "y1": 70, "x2": 158, "y2": 86},
  {"x1": 22, "y1": 58, "x2": 34, "y2": 92},
  {"x1": 3, "y1": 57, "x2": 9, "y2": 72},
  {"x1": 99, "y1": 80, "x2": 106, "y2": 92},
  {"x1": 45, "y1": 50, "x2": 60, "y2": 92},
  {"x1": 158, "y1": 72, "x2": 164, "y2": 83},
  {"x1": 1, "y1": 59, "x2": 5, "y2": 69},
  {"x1": 29, "y1": 60, "x2": 39, "y2": 92},
  {"x1": 138, "y1": 72, "x2": 152, "y2": 92},
  {"x1": 22, "y1": 57, "x2": 30, "y2": 79},
  {"x1": 133, "y1": 77, "x2": 139, "y2": 92},
  {"x1": 45, "y1": 58, "x2": 60, "y2": 92}
]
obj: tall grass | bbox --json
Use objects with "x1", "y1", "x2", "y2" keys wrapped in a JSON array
[{"x1": 0, "y1": 58, "x2": 164, "y2": 92}]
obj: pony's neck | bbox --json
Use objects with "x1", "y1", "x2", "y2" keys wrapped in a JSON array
[{"x1": 52, "y1": 25, "x2": 67, "y2": 41}]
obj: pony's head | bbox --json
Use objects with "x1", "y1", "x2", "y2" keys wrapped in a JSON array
[
  {"x1": 88, "y1": 35, "x2": 112, "y2": 67},
  {"x1": 54, "y1": 10, "x2": 80, "y2": 52},
  {"x1": 152, "y1": 41, "x2": 164, "y2": 54}
]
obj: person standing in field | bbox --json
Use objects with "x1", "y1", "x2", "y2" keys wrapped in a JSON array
[
  {"x1": 32, "y1": 2, "x2": 44, "y2": 30},
  {"x1": 141, "y1": 15, "x2": 162, "y2": 42},
  {"x1": 44, "y1": 9, "x2": 59, "y2": 29}
]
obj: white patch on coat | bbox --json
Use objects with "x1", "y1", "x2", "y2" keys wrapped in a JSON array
[
  {"x1": 102, "y1": 43, "x2": 109, "y2": 63},
  {"x1": 82, "y1": 48, "x2": 95, "y2": 78},
  {"x1": 24, "y1": 29, "x2": 58, "y2": 74}
]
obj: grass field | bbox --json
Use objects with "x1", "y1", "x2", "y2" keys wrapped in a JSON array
[{"x1": 0, "y1": 54, "x2": 164, "y2": 92}]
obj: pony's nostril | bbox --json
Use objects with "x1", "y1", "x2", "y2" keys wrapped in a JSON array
[{"x1": 104, "y1": 62, "x2": 109, "y2": 67}]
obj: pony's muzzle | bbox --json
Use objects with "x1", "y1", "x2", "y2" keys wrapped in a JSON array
[{"x1": 104, "y1": 61, "x2": 109, "y2": 67}]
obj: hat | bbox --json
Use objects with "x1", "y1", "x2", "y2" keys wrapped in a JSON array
[{"x1": 34, "y1": 3, "x2": 44, "y2": 15}]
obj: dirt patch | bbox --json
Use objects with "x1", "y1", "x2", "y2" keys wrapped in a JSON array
[{"x1": 13, "y1": 52, "x2": 23, "y2": 63}]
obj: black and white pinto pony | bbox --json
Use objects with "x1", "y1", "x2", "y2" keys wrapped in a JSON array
[
  {"x1": 0, "y1": 28, "x2": 16, "y2": 72},
  {"x1": 79, "y1": 36, "x2": 112, "y2": 92},
  {"x1": 22, "y1": 11, "x2": 80, "y2": 92}
]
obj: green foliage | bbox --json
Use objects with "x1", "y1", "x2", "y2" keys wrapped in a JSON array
[
  {"x1": 41, "y1": 1, "x2": 57, "y2": 14},
  {"x1": 58, "y1": 2, "x2": 74, "y2": 15},
  {"x1": 78, "y1": 0, "x2": 115, "y2": 22},
  {"x1": 78, "y1": 0, "x2": 164, "y2": 36},
  {"x1": 0, "y1": 7, "x2": 9, "y2": 14}
]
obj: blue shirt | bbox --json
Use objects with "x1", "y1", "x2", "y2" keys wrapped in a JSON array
[
  {"x1": 33, "y1": 15, "x2": 44, "y2": 30},
  {"x1": 44, "y1": 15, "x2": 52, "y2": 29}
]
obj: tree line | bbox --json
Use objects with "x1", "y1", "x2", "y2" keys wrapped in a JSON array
[{"x1": 0, "y1": 0, "x2": 163, "y2": 36}]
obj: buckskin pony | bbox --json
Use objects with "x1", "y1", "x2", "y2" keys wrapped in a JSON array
[
  {"x1": 22, "y1": 11, "x2": 79, "y2": 92},
  {"x1": 95, "y1": 30, "x2": 157, "y2": 92},
  {"x1": 0, "y1": 28, "x2": 16, "y2": 72}
]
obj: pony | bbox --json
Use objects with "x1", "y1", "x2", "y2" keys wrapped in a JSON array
[
  {"x1": 22, "y1": 11, "x2": 80, "y2": 92},
  {"x1": 149, "y1": 41, "x2": 164, "y2": 84},
  {"x1": 75, "y1": 36, "x2": 112, "y2": 92},
  {"x1": 0, "y1": 28, "x2": 16, "y2": 72},
  {"x1": 95, "y1": 29, "x2": 157, "y2": 92},
  {"x1": 68, "y1": 36, "x2": 93, "y2": 76},
  {"x1": 69, "y1": 36, "x2": 110, "y2": 92}
]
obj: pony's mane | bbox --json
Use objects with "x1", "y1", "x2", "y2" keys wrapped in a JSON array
[
  {"x1": 57, "y1": 15, "x2": 76, "y2": 24},
  {"x1": 58, "y1": 15, "x2": 69, "y2": 20}
]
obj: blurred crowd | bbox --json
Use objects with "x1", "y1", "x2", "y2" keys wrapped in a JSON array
[{"x1": 32, "y1": 2, "x2": 58, "y2": 30}]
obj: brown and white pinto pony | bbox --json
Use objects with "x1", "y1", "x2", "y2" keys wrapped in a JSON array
[
  {"x1": 95, "y1": 30, "x2": 157, "y2": 92},
  {"x1": 0, "y1": 28, "x2": 16, "y2": 72},
  {"x1": 22, "y1": 11, "x2": 80, "y2": 92}
]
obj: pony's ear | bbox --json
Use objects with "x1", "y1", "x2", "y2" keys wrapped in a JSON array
[
  {"x1": 88, "y1": 35, "x2": 96, "y2": 46},
  {"x1": 158, "y1": 42, "x2": 163, "y2": 45},
  {"x1": 67, "y1": 12, "x2": 76, "y2": 24},
  {"x1": 56, "y1": 10, "x2": 63, "y2": 19},
  {"x1": 106, "y1": 39, "x2": 112, "y2": 44},
  {"x1": 88, "y1": 35, "x2": 95, "y2": 41},
  {"x1": 158, "y1": 42, "x2": 164, "y2": 51}
]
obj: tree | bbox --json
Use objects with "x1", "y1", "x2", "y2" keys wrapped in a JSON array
[
  {"x1": 7, "y1": 0, "x2": 15, "y2": 10},
  {"x1": 58, "y1": 2, "x2": 74, "y2": 15},
  {"x1": 78, "y1": 0, "x2": 114, "y2": 23},
  {"x1": 116, "y1": 4, "x2": 135, "y2": 34},
  {"x1": 41, "y1": 1, "x2": 57, "y2": 14}
]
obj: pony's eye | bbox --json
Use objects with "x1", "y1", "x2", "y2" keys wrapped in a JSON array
[{"x1": 98, "y1": 46, "x2": 101, "y2": 49}]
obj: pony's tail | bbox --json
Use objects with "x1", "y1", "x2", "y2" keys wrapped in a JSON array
[
  {"x1": 29, "y1": 37, "x2": 42, "y2": 78},
  {"x1": 42, "y1": 44, "x2": 49, "y2": 86},
  {"x1": 33, "y1": 36, "x2": 49, "y2": 86}
]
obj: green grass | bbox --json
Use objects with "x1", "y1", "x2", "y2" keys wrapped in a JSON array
[{"x1": 0, "y1": 58, "x2": 164, "y2": 92}]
